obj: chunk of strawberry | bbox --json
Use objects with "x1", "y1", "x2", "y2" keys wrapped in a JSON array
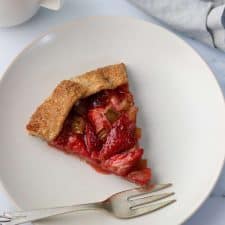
[
  {"x1": 49, "y1": 133, "x2": 68, "y2": 151},
  {"x1": 67, "y1": 134, "x2": 90, "y2": 158},
  {"x1": 91, "y1": 150, "x2": 100, "y2": 160},
  {"x1": 127, "y1": 106, "x2": 137, "y2": 122},
  {"x1": 126, "y1": 168, "x2": 152, "y2": 186},
  {"x1": 110, "y1": 93, "x2": 134, "y2": 112},
  {"x1": 99, "y1": 113, "x2": 137, "y2": 160},
  {"x1": 101, "y1": 148, "x2": 143, "y2": 176},
  {"x1": 88, "y1": 107, "x2": 111, "y2": 133},
  {"x1": 85, "y1": 122, "x2": 102, "y2": 152}
]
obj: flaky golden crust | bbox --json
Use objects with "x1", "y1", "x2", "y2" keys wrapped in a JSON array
[
  {"x1": 26, "y1": 80, "x2": 85, "y2": 141},
  {"x1": 71, "y1": 63, "x2": 128, "y2": 97},
  {"x1": 26, "y1": 63, "x2": 128, "y2": 141}
]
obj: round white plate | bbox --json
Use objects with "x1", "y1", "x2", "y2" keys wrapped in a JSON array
[{"x1": 0, "y1": 17, "x2": 225, "y2": 225}]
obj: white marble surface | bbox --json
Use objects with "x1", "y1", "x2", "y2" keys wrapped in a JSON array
[{"x1": 0, "y1": 0, "x2": 224, "y2": 224}]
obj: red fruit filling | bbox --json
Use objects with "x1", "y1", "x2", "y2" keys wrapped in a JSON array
[
  {"x1": 99, "y1": 113, "x2": 137, "y2": 160},
  {"x1": 49, "y1": 84, "x2": 151, "y2": 185},
  {"x1": 101, "y1": 148, "x2": 143, "y2": 176}
]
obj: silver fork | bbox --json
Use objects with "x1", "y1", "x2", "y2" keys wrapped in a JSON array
[{"x1": 0, "y1": 184, "x2": 175, "y2": 225}]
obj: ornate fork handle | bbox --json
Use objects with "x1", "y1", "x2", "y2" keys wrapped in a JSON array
[{"x1": 0, "y1": 202, "x2": 103, "y2": 225}]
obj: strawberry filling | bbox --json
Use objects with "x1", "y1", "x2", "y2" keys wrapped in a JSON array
[
  {"x1": 99, "y1": 113, "x2": 137, "y2": 160},
  {"x1": 49, "y1": 85, "x2": 151, "y2": 185},
  {"x1": 101, "y1": 148, "x2": 143, "y2": 176}
]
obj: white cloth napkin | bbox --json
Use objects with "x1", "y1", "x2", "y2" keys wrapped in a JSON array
[{"x1": 129, "y1": 0, "x2": 225, "y2": 51}]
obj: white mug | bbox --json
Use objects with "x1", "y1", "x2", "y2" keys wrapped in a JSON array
[{"x1": 0, "y1": 0, "x2": 64, "y2": 28}]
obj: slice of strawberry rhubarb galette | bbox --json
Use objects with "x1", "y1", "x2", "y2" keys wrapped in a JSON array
[{"x1": 26, "y1": 63, "x2": 151, "y2": 185}]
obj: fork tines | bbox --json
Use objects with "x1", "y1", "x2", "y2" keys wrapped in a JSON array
[{"x1": 126, "y1": 184, "x2": 176, "y2": 215}]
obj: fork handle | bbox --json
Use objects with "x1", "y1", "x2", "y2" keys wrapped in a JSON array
[{"x1": 4, "y1": 202, "x2": 103, "y2": 225}]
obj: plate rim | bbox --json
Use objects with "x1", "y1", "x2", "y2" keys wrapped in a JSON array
[{"x1": 0, "y1": 16, "x2": 224, "y2": 224}]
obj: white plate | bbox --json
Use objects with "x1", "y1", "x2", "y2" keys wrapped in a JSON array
[{"x1": 0, "y1": 17, "x2": 225, "y2": 225}]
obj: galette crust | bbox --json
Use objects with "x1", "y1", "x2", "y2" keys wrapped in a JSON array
[
  {"x1": 26, "y1": 80, "x2": 85, "y2": 141},
  {"x1": 26, "y1": 63, "x2": 128, "y2": 141},
  {"x1": 71, "y1": 63, "x2": 128, "y2": 98}
]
